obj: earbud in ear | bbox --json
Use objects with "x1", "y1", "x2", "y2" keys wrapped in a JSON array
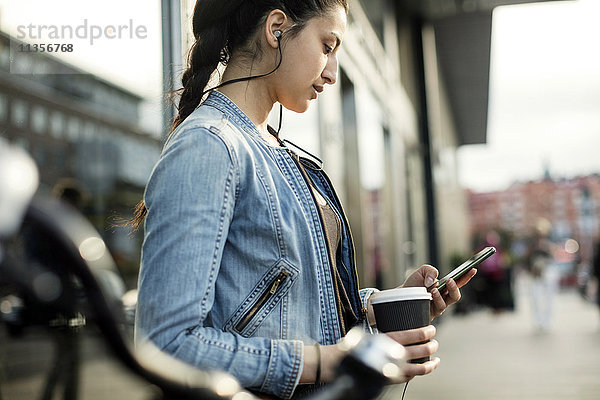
[{"x1": 274, "y1": 30, "x2": 282, "y2": 39}]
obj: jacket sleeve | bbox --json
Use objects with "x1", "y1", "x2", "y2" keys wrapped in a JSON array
[
  {"x1": 135, "y1": 125, "x2": 303, "y2": 399},
  {"x1": 359, "y1": 288, "x2": 379, "y2": 333}
]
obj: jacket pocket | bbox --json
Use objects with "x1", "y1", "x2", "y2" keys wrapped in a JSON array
[{"x1": 225, "y1": 260, "x2": 299, "y2": 337}]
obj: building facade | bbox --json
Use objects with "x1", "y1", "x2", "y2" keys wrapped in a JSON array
[
  {"x1": 0, "y1": 31, "x2": 161, "y2": 285},
  {"x1": 468, "y1": 174, "x2": 600, "y2": 262}
]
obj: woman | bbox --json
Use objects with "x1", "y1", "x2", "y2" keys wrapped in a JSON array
[{"x1": 133, "y1": 1, "x2": 474, "y2": 398}]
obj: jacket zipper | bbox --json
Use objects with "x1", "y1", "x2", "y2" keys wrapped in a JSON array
[
  {"x1": 235, "y1": 270, "x2": 291, "y2": 332},
  {"x1": 295, "y1": 154, "x2": 363, "y2": 322}
]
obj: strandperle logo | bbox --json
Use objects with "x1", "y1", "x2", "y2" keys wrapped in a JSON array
[{"x1": 16, "y1": 19, "x2": 148, "y2": 45}]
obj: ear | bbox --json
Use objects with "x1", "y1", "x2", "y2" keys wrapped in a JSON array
[{"x1": 264, "y1": 9, "x2": 288, "y2": 49}]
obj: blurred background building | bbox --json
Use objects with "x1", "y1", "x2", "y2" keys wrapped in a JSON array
[
  {"x1": 469, "y1": 175, "x2": 600, "y2": 242},
  {"x1": 0, "y1": 30, "x2": 161, "y2": 286},
  {"x1": 468, "y1": 173, "x2": 600, "y2": 283}
]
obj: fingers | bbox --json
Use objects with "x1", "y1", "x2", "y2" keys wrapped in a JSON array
[
  {"x1": 384, "y1": 326, "x2": 440, "y2": 383},
  {"x1": 385, "y1": 325, "x2": 436, "y2": 346},
  {"x1": 430, "y1": 286, "x2": 446, "y2": 318},
  {"x1": 445, "y1": 278, "x2": 462, "y2": 305},
  {"x1": 429, "y1": 269, "x2": 477, "y2": 320},
  {"x1": 430, "y1": 278, "x2": 463, "y2": 319},
  {"x1": 455, "y1": 268, "x2": 477, "y2": 288},
  {"x1": 403, "y1": 339, "x2": 439, "y2": 362},
  {"x1": 402, "y1": 357, "x2": 441, "y2": 381},
  {"x1": 402, "y1": 264, "x2": 439, "y2": 288},
  {"x1": 420, "y1": 264, "x2": 439, "y2": 288}
]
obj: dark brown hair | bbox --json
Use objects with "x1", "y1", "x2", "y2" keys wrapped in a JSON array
[{"x1": 129, "y1": 0, "x2": 348, "y2": 231}]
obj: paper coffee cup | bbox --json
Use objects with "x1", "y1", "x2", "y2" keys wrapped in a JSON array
[{"x1": 371, "y1": 287, "x2": 432, "y2": 363}]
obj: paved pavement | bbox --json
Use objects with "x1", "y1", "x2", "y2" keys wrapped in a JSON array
[
  {"x1": 3, "y1": 274, "x2": 600, "y2": 400},
  {"x1": 1, "y1": 327, "x2": 154, "y2": 400},
  {"x1": 380, "y1": 275, "x2": 600, "y2": 400}
]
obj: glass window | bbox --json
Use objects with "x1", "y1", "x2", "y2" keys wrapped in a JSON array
[
  {"x1": 14, "y1": 136, "x2": 29, "y2": 151},
  {"x1": 67, "y1": 116, "x2": 81, "y2": 141},
  {"x1": 97, "y1": 126, "x2": 110, "y2": 141},
  {"x1": 50, "y1": 111, "x2": 65, "y2": 138},
  {"x1": 32, "y1": 145, "x2": 46, "y2": 165},
  {"x1": 0, "y1": 93, "x2": 7, "y2": 121},
  {"x1": 117, "y1": 135, "x2": 160, "y2": 186},
  {"x1": 55, "y1": 147, "x2": 67, "y2": 170},
  {"x1": 356, "y1": 90, "x2": 385, "y2": 190},
  {"x1": 11, "y1": 98, "x2": 28, "y2": 128},
  {"x1": 31, "y1": 105, "x2": 48, "y2": 134},
  {"x1": 83, "y1": 121, "x2": 96, "y2": 140},
  {"x1": 0, "y1": 43, "x2": 9, "y2": 70}
]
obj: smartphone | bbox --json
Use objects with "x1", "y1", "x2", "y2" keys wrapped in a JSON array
[{"x1": 430, "y1": 246, "x2": 496, "y2": 292}]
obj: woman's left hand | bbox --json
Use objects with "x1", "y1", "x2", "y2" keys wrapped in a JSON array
[{"x1": 402, "y1": 264, "x2": 477, "y2": 320}]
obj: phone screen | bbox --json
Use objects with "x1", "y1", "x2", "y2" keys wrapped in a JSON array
[{"x1": 431, "y1": 246, "x2": 496, "y2": 292}]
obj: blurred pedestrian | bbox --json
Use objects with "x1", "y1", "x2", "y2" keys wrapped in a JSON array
[
  {"x1": 527, "y1": 237, "x2": 557, "y2": 333},
  {"x1": 478, "y1": 231, "x2": 514, "y2": 314},
  {"x1": 129, "y1": 1, "x2": 476, "y2": 398}
]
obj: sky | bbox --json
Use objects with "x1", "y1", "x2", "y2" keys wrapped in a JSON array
[
  {"x1": 0, "y1": 0, "x2": 164, "y2": 134},
  {"x1": 0, "y1": 0, "x2": 598, "y2": 192},
  {"x1": 0, "y1": 0, "x2": 163, "y2": 97},
  {"x1": 458, "y1": 0, "x2": 600, "y2": 192}
]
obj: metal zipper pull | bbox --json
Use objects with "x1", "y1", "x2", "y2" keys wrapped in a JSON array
[
  {"x1": 269, "y1": 271, "x2": 290, "y2": 294},
  {"x1": 235, "y1": 269, "x2": 291, "y2": 333}
]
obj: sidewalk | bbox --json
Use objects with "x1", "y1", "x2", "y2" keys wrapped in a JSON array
[
  {"x1": 380, "y1": 276, "x2": 600, "y2": 400},
  {"x1": 3, "y1": 276, "x2": 599, "y2": 400}
]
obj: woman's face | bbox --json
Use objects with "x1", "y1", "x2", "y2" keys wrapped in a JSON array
[{"x1": 272, "y1": 6, "x2": 347, "y2": 113}]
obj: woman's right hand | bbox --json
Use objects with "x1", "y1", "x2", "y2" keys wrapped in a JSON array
[
  {"x1": 384, "y1": 324, "x2": 440, "y2": 382},
  {"x1": 302, "y1": 324, "x2": 439, "y2": 385}
]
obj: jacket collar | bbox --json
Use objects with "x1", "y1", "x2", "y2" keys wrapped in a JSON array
[{"x1": 203, "y1": 91, "x2": 263, "y2": 141}]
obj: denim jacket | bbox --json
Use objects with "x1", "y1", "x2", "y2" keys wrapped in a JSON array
[{"x1": 135, "y1": 91, "x2": 376, "y2": 399}]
